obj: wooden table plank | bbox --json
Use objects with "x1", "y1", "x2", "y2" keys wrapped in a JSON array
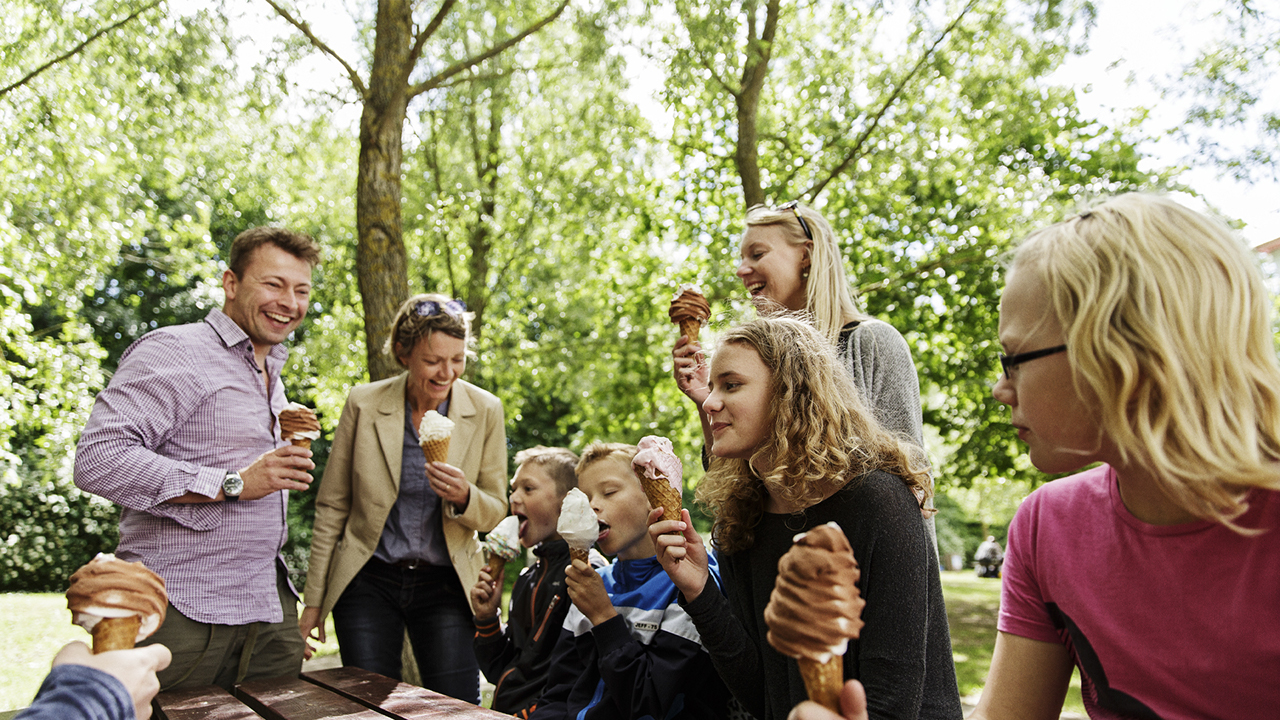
[
  {"x1": 303, "y1": 667, "x2": 510, "y2": 719},
  {"x1": 235, "y1": 675, "x2": 386, "y2": 720},
  {"x1": 154, "y1": 685, "x2": 261, "y2": 720}
]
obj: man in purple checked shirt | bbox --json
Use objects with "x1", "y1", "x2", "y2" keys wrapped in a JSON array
[{"x1": 75, "y1": 226, "x2": 321, "y2": 691}]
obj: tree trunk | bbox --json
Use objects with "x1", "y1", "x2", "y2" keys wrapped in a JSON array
[
  {"x1": 357, "y1": 0, "x2": 414, "y2": 381},
  {"x1": 733, "y1": 0, "x2": 780, "y2": 210}
]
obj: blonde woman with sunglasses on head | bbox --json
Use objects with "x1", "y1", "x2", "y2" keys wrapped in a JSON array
[
  {"x1": 673, "y1": 203, "x2": 927, "y2": 458},
  {"x1": 298, "y1": 293, "x2": 508, "y2": 703},
  {"x1": 792, "y1": 194, "x2": 1280, "y2": 720}
]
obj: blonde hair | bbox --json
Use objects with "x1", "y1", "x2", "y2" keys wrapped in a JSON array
[
  {"x1": 576, "y1": 442, "x2": 639, "y2": 478},
  {"x1": 695, "y1": 317, "x2": 931, "y2": 552},
  {"x1": 514, "y1": 446, "x2": 580, "y2": 496},
  {"x1": 383, "y1": 293, "x2": 476, "y2": 367},
  {"x1": 1013, "y1": 193, "x2": 1280, "y2": 529},
  {"x1": 744, "y1": 203, "x2": 869, "y2": 343}
]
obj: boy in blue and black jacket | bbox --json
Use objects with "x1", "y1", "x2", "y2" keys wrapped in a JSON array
[
  {"x1": 473, "y1": 446, "x2": 604, "y2": 719},
  {"x1": 529, "y1": 443, "x2": 729, "y2": 720}
]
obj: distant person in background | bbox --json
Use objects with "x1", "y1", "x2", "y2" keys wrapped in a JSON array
[
  {"x1": 74, "y1": 227, "x2": 320, "y2": 690},
  {"x1": 300, "y1": 293, "x2": 507, "y2": 703},
  {"x1": 974, "y1": 536, "x2": 1003, "y2": 578},
  {"x1": 792, "y1": 194, "x2": 1280, "y2": 720},
  {"x1": 16, "y1": 642, "x2": 171, "y2": 720}
]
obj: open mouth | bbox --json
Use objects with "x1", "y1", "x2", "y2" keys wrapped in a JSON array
[
  {"x1": 596, "y1": 521, "x2": 611, "y2": 542},
  {"x1": 515, "y1": 513, "x2": 529, "y2": 539},
  {"x1": 265, "y1": 311, "x2": 293, "y2": 325},
  {"x1": 746, "y1": 282, "x2": 765, "y2": 296}
]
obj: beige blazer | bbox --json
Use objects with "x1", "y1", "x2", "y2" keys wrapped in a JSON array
[{"x1": 302, "y1": 373, "x2": 508, "y2": 620}]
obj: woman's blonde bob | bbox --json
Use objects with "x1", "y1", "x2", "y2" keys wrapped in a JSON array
[
  {"x1": 383, "y1": 293, "x2": 476, "y2": 367},
  {"x1": 1012, "y1": 193, "x2": 1280, "y2": 529},
  {"x1": 695, "y1": 316, "x2": 931, "y2": 553},
  {"x1": 744, "y1": 203, "x2": 869, "y2": 342}
]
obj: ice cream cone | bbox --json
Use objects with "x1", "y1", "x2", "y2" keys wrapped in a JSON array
[
  {"x1": 421, "y1": 436, "x2": 451, "y2": 465},
  {"x1": 487, "y1": 553, "x2": 507, "y2": 583},
  {"x1": 798, "y1": 655, "x2": 843, "y2": 713},
  {"x1": 641, "y1": 473, "x2": 683, "y2": 533},
  {"x1": 290, "y1": 437, "x2": 312, "y2": 450},
  {"x1": 569, "y1": 547, "x2": 590, "y2": 565},
  {"x1": 92, "y1": 615, "x2": 142, "y2": 654},
  {"x1": 679, "y1": 318, "x2": 701, "y2": 342}
]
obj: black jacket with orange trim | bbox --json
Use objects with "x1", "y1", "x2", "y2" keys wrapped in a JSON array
[{"x1": 474, "y1": 539, "x2": 599, "y2": 718}]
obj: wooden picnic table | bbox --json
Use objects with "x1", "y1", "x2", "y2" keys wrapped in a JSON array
[{"x1": 155, "y1": 666, "x2": 509, "y2": 720}]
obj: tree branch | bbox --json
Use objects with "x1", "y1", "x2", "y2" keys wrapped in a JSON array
[
  {"x1": 407, "y1": 0, "x2": 570, "y2": 99},
  {"x1": 409, "y1": 0, "x2": 460, "y2": 67},
  {"x1": 803, "y1": 0, "x2": 978, "y2": 200},
  {"x1": 0, "y1": 0, "x2": 162, "y2": 98},
  {"x1": 857, "y1": 244, "x2": 987, "y2": 295},
  {"x1": 259, "y1": 0, "x2": 368, "y2": 98}
]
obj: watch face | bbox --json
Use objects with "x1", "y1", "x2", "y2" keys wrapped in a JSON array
[{"x1": 224, "y1": 473, "x2": 243, "y2": 497}]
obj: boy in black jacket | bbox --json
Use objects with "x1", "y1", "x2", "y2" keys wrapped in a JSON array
[
  {"x1": 529, "y1": 443, "x2": 729, "y2": 720},
  {"x1": 473, "y1": 446, "x2": 601, "y2": 718}
]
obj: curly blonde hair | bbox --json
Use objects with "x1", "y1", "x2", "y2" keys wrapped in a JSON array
[
  {"x1": 695, "y1": 317, "x2": 931, "y2": 553},
  {"x1": 744, "y1": 203, "x2": 869, "y2": 343},
  {"x1": 1013, "y1": 193, "x2": 1280, "y2": 530}
]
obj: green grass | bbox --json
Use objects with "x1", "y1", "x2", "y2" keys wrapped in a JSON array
[
  {"x1": 6, "y1": 579, "x2": 1083, "y2": 715},
  {"x1": 940, "y1": 571, "x2": 1086, "y2": 716}
]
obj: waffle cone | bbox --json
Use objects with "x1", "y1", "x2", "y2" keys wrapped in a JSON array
[
  {"x1": 421, "y1": 436, "x2": 451, "y2": 465},
  {"x1": 678, "y1": 318, "x2": 701, "y2": 342},
  {"x1": 289, "y1": 437, "x2": 312, "y2": 450},
  {"x1": 641, "y1": 474, "x2": 683, "y2": 533},
  {"x1": 569, "y1": 547, "x2": 590, "y2": 564},
  {"x1": 486, "y1": 554, "x2": 507, "y2": 583},
  {"x1": 92, "y1": 616, "x2": 141, "y2": 654},
  {"x1": 798, "y1": 656, "x2": 843, "y2": 713}
]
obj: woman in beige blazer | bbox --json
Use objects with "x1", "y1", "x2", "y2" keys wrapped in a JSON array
[{"x1": 299, "y1": 293, "x2": 507, "y2": 702}]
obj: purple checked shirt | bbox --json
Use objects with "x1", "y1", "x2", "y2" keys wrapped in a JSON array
[{"x1": 75, "y1": 309, "x2": 293, "y2": 625}]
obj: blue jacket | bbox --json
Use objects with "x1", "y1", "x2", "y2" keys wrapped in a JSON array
[
  {"x1": 16, "y1": 664, "x2": 133, "y2": 720},
  {"x1": 529, "y1": 554, "x2": 730, "y2": 720}
]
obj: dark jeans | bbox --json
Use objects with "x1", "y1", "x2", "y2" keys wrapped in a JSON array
[{"x1": 332, "y1": 559, "x2": 480, "y2": 703}]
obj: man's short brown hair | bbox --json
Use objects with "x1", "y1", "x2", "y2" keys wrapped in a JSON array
[
  {"x1": 513, "y1": 446, "x2": 580, "y2": 496},
  {"x1": 228, "y1": 227, "x2": 321, "y2": 278}
]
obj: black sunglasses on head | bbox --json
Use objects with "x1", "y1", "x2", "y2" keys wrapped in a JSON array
[{"x1": 775, "y1": 200, "x2": 813, "y2": 241}]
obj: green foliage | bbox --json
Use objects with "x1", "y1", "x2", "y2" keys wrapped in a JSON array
[{"x1": 0, "y1": 473, "x2": 119, "y2": 591}]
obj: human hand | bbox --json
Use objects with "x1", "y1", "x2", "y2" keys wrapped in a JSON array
[
  {"x1": 471, "y1": 565, "x2": 503, "y2": 621},
  {"x1": 648, "y1": 508, "x2": 710, "y2": 602},
  {"x1": 426, "y1": 462, "x2": 471, "y2": 509},
  {"x1": 672, "y1": 336, "x2": 710, "y2": 405},
  {"x1": 52, "y1": 641, "x2": 172, "y2": 720},
  {"x1": 238, "y1": 446, "x2": 315, "y2": 501},
  {"x1": 565, "y1": 556, "x2": 615, "y2": 626},
  {"x1": 298, "y1": 606, "x2": 325, "y2": 660},
  {"x1": 786, "y1": 680, "x2": 868, "y2": 720}
]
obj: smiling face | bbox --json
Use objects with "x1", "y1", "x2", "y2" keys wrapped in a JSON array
[
  {"x1": 703, "y1": 342, "x2": 775, "y2": 462},
  {"x1": 992, "y1": 265, "x2": 1108, "y2": 474},
  {"x1": 221, "y1": 243, "x2": 313, "y2": 358},
  {"x1": 737, "y1": 225, "x2": 811, "y2": 313},
  {"x1": 398, "y1": 331, "x2": 467, "y2": 410},
  {"x1": 578, "y1": 455, "x2": 655, "y2": 561},
  {"x1": 508, "y1": 462, "x2": 566, "y2": 548}
]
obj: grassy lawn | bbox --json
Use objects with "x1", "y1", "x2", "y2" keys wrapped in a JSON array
[
  {"x1": 6, "y1": 579, "x2": 1084, "y2": 715},
  {"x1": 941, "y1": 571, "x2": 1086, "y2": 717}
]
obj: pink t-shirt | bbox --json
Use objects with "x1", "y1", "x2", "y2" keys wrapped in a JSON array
[{"x1": 1000, "y1": 464, "x2": 1280, "y2": 719}]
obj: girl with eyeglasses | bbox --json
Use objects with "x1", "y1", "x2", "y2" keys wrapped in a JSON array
[
  {"x1": 298, "y1": 293, "x2": 508, "y2": 702},
  {"x1": 794, "y1": 194, "x2": 1280, "y2": 720}
]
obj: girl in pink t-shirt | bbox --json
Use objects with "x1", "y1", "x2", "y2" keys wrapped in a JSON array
[{"x1": 794, "y1": 193, "x2": 1280, "y2": 720}]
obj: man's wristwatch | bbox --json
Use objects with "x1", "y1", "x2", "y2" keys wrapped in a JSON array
[{"x1": 222, "y1": 470, "x2": 244, "y2": 502}]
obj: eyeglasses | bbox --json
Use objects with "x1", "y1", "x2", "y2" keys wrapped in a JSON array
[
  {"x1": 999, "y1": 344, "x2": 1067, "y2": 380},
  {"x1": 414, "y1": 299, "x2": 467, "y2": 318},
  {"x1": 776, "y1": 200, "x2": 813, "y2": 241}
]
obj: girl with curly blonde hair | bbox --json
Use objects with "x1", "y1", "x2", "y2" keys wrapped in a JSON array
[{"x1": 650, "y1": 317, "x2": 961, "y2": 720}]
